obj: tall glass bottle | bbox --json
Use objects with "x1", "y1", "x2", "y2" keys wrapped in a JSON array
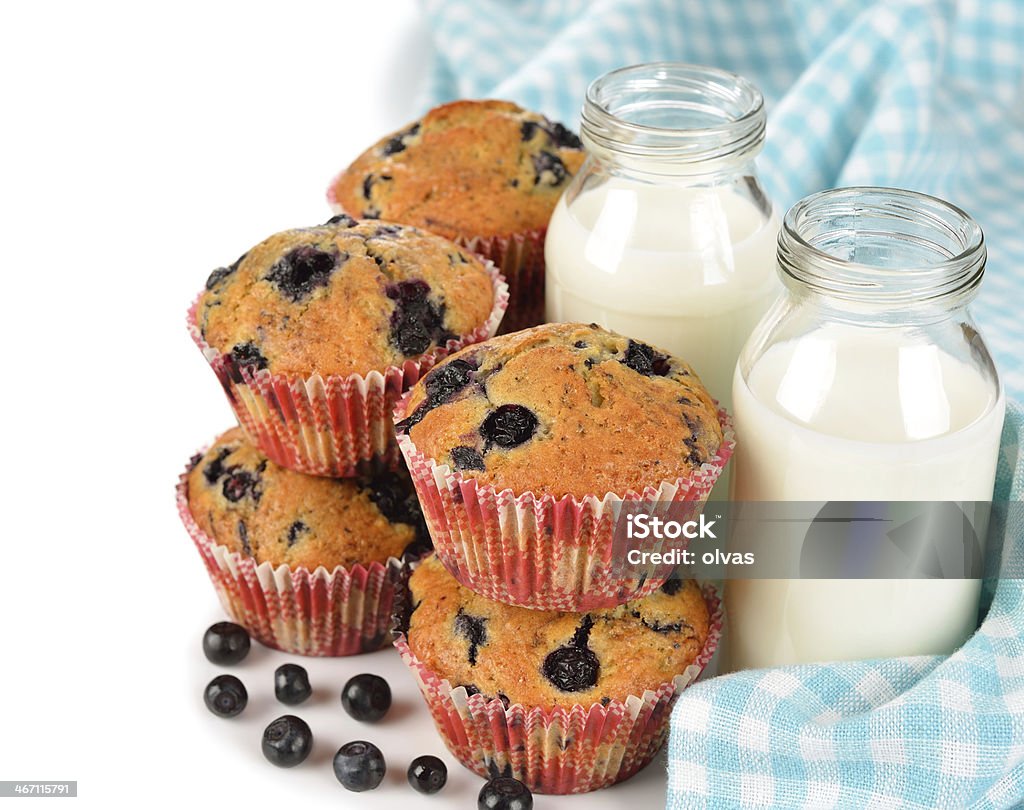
[{"x1": 545, "y1": 62, "x2": 781, "y2": 414}]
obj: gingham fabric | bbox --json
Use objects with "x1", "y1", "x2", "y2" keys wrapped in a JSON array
[
  {"x1": 417, "y1": 2, "x2": 1024, "y2": 805},
  {"x1": 667, "y1": 403, "x2": 1024, "y2": 809},
  {"x1": 418, "y1": 0, "x2": 1024, "y2": 400}
]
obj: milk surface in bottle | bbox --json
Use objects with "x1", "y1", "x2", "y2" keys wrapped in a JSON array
[{"x1": 725, "y1": 187, "x2": 1005, "y2": 670}]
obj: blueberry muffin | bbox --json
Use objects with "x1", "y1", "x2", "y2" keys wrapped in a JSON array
[
  {"x1": 187, "y1": 428, "x2": 429, "y2": 569},
  {"x1": 195, "y1": 215, "x2": 497, "y2": 378},
  {"x1": 329, "y1": 100, "x2": 584, "y2": 240},
  {"x1": 405, "y1": 555, "x2": 710, "y2": 708},
  {"x1": 395, "y1": 322, "x2": 724, "y2": 498},
  {"x1": 327, "y1": 100, "x2": 586, "y2": 332}
]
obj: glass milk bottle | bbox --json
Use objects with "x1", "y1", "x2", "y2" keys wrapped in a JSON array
[
  {"x1": 726, "y1": 187, "x2": 1005, "y2": 669},
  {"x1": 545, "y1": 62, "x2": 781, "y2": 414}
]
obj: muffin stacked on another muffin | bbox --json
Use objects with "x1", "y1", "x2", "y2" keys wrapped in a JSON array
[
  {"x1": 192, "y1": 214, "x2": 506, "y2": 477},
  {"x1": 328, "y1": 100, "x2": 586, "y2": 333},
  {"x1": 390, "y1": 322, "x2": 729, "y2": 792},
  {"x1": 181, "y1": 214, "x2": 506, "y2": 655},
  {"x1": 396, "y1": 321, "x2": 724, "y2": 499}
]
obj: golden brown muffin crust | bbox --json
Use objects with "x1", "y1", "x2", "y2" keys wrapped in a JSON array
[
  {"x1": 329, "y1": 100, "x2": 586, "y2": 239},
  {"x1": 186, "y1": 428, "x2": 428, "y2": 569},
  {"x1": 196, "y1": 217, "x2": 495, "y2": 377},
  {"x1": 396, "y1": 323, "x2": 724, "y2": 498},
  {"x1": 407, "y1": 556, "x2": 710, "y2": 708}
]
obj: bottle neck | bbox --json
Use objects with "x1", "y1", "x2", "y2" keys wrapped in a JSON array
[
  {"x1": 580, "y1": 62, "x2": 766, "y2": 180},
  {"x1": 777, "y1": 187, "x2": 986, "y2": 323}
]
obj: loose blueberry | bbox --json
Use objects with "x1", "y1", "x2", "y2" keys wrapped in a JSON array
[
  {"x1": 622, "y1": 340, "x2": 671, "y2": 376},
  {"x1": 202, "y1": 621, "x2": 251, "y2": 665},
  {"x1": 204, "y1": 674, "x2": 248, "y2": 718},
  {"x1": 408, "y1": 755, "x2": 447, "y2": 795},
  {"x1": 325, "y1": 213, "x2": 357, "y2": 227},
  {"x1": 341, "y1": 674, "x2": 392, "y2": 722},
  {"x1": 230, "y1": 341, "x2": 268, "y2": 371},
  {"x1": 333, "y1": 741, "x2": 386, "y2": 792},
  {"x1": 541, "y1": 616, "x2": 600, "y2": 692},
  {"x1": 274, "y1": 663, "x2": 312, "y2": 705},
  {"x1": 386, "y1": 279, "x2": 448, "y2": 357},
  {"x1": 480, "y1": 405, "x2": 538, "y2": 449},
  {"x1": 424, "y1": 359, "x2": 476, "y2": 406},
  {"x1": 266, "y1": 246, "x2": 340, "y2": 302},
  {"x1": 451, "y1": 446, "x2": 485, "y2": 472},
  {"x1": 261, "y1": 715, "x2": 313, "y2": 768},
  {"x1": 454, "y1": 609, "x2": 488, "y2": 666},
  {"x1": 478, "y1": 777, "x2": 533, "y2": 810},
  {"x1": 531, "y1": 151, "x2": 567, "y2": 186}
]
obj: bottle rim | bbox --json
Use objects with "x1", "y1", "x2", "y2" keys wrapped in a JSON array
[
  {"x1": 777, "y1": 187, "x2": 986, "y2": 307},
  {"x1": 581, "y1": 62, "x2": 766, "y2": 164}
]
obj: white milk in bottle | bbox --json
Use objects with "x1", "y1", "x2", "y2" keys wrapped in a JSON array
[
  {"x1": 725, "y1": 188, "x2": 1005, "y2": 669},
  {"x1": 545, "y1": 63, "x2": 781, "y2": 416}
]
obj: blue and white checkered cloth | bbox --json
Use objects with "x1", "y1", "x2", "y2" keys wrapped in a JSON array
[
  {"x1": 419, "y1": 0, "x2": 1024, "y2": 401},
  {"x1": 418, "y1": 2, "x2": 1024, "y2": 806},
  {"x1": 667, "y1": 402, "x2": 1024, "y2": 809}
]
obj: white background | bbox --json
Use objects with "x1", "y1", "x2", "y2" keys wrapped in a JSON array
[{"x1": 0, "y1": 2, "x2": 670, "y2": 807}]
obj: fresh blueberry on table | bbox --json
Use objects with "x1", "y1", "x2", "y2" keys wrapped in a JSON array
[
  {"x1": 478, "y1": 776, "x2": 533, "y2": 810},
  {"x1": 333, "y1": 741, "x2": 386, "y2": 792},
  {"x1": 261, "y1": 715, "x2": 313, "y2": 768},
  {"x1": 203, "y1": 674, "x2": 247, "y2": 718},
  {"x1": 202, "y1": 621, "x2": 250, "y2": 665},
  {"x1": 407, "y1": 755, "x2": 447, "y2": 794},
  {"x1": 341, "y1": 674, "x2": 392, "y2": 722},
  {"x1": 274, "y1": 663, "x2": 312, "y2": 705}
]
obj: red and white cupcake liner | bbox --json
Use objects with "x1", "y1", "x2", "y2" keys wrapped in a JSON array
[
  {"x1": 187, "y1": 264, "x2": 508, "y2": 478},
  {"x1": 394, "y1": 397, "x2": 735, "y2": 611},
  {"x1": 456, "y1": 228, "x2": 546, "y2": 334},
  {"x1": 393, "y1": 580, "x2": 722, "y2": 794},
  {"x1": 176, "y1": 461, "x2": 404, "y2": 656}
]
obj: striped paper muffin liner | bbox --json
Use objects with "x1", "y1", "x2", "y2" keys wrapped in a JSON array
[
  {"x1": 176, "y1": 457, "x2": 406, "y2": 656},
  {"x1": 187, "y1": 263, "x2": 508, "y2": 478},
  {"x1": 392, "y1": 576, "x2": 722, "y2": 794},
  {"x1": 455, "y1": 228, "x2": 546, "y2": 334},
  {"x1": 393, "y1": 394, "x2": 735, "y2": 611}
]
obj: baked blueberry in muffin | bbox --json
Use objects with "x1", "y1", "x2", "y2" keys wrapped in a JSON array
[
  {"x1": 195, "y1": 217, "x2": 496, "y2": 378},
  {"x1": 187, "y1": 428, "x2": 429, "y2": 568},
  {"x1": 404, "y1": 556, "x2": 710, "y2": 708},
  {"x1": 395, "y1": 322, "x2": 725, "y2": 498}
]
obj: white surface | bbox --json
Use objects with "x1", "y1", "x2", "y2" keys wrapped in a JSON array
[
  {"x1": 0, "y1": 2, "x2": 674, "y2": 807},
  {"x1": 545, "y1": 180, "x2": 781, "y2": 412},
  {"x1": 726, "y1": 328, "x2": 1005, "y2": 668}
]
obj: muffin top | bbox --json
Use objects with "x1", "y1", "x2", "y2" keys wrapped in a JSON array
[
  {"x1": 406, "y1": 555, "x2": 710, "y2": 708},
  {"x1": 395, "y1": 323, "x2": 724, "y2": 498},
  {"x1": 186, "y1": 428, "x2": 429, "y2": 569},
  {"x1": 328, "y1": 100, "x2": 586, "y2": 240},
  {"x1": 195, "y1": 216, "x2": 495, "y2": 378}
]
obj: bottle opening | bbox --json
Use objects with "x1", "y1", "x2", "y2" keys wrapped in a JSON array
[
  {"x1": 778, "y1": 187, "x2": 986, "y2": 306},
  {"x1": 581, "y1": 62, "x2": 765, "y2": 165}
]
